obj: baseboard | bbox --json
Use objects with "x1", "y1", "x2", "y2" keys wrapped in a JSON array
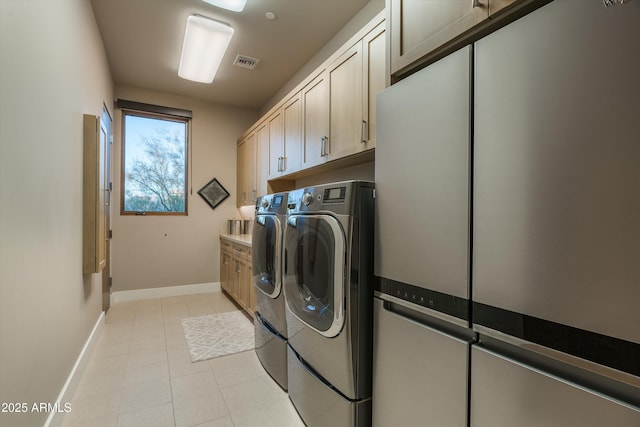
[
  {"x1": 110, "y1": 282, "x2": 221, "y2": 305},
  {"x1": 45, "y1": 312, "x2": 105, "y2": 427}
]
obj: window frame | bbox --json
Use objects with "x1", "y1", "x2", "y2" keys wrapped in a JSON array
[{"x1": 120, "y1": 109, "x2": 190, "y2": 216}]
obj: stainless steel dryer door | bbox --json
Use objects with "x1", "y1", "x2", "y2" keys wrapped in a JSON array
[
  {"x1": 283, "y1": 215, "x2": 346, "y2": 338},
  {"x1": 252, "y1": 214, "x2": 282, "y2": 298}
]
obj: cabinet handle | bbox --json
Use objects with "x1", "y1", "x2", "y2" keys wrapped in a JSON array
[
  {"x1": 252, "y1": 190, "x2": 256, "y2": 201},
  {"x1": 472, "y1": 0, "x2": 481, "y2": 7},
  {"x1": 277, "y1": 157, "x2": 282, "y2": 172},
  {"x1": 320, "y1": 137, "x2": 325, "y2": 156},
  {"x1": 361, "y1": 120, "x2": 367, "y2": 143}
]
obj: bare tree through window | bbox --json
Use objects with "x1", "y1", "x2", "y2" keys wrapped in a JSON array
[{"x1": 122, "y1": 112, "x2": 188, "y2": 214}]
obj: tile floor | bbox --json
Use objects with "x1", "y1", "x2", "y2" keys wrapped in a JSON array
[{"x1": 61, "y1": 292, "x2": 304, "y2": 427}]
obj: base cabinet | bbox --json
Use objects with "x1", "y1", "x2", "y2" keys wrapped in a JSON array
[{"x1": 220, "y1": 237, "x2": 254, "y2": 317}]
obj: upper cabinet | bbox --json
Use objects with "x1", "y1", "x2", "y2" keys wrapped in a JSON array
[
  {"x1": 237, "y1": 131, "x2": 256, "y2": 206},
  {"x1": 390, "y1": 0, "x2": 488, "y2": 76},
  {"x1": 302, "y1": 21, "x2": 386, "y2": 168},
  {"x1": 267, "y1": 108, "x2": 284, "y2": 180},
  {"x1": 282, "y1": 93, "x2": 303, "y2": 175},
  {"x1": 362, "y1": 21, "x2": 386, "y2": 148},
  {"x1": 302, "y1": 71, "x2": 329, "y2": 169},
  {"x1": 328, "y1": 43, "x2": 364, "y2": 160},
  {"x1": 237, "y1": 11, "x2": 385, "y2": 195},
  {"x1": 255, "y1": 121, "x2": 269, "y2": 198},
  {"x1": 267, "y1": 93, "x2": 302, "y2": 180},
  {"x1": 329, "y1": 21, "x2": 386, "y2": 159}
]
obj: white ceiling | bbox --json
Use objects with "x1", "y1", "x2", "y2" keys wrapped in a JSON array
[{"x1": 90, "y1": 0, "x2": 372, "y2": 110}]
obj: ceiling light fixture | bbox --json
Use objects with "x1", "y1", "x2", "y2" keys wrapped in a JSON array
[
  {"x1": 202, "y1": 0, "x2": 247, "y2": 12},
  {"x1": 178, "y1": 15, "x2": 234, "y2": 84}
]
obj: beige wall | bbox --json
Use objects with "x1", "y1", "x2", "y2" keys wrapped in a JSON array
[
  {"x1": 111, "y1": 86, "x2": 257, "y2": 292},
  {"x1": 0, "y1": 1, "x2": 113, "y2": 426}
]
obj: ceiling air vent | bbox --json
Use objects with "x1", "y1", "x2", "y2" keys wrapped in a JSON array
[{"x1": 233, "y1": 55, "x2": 259, "y2": 70}]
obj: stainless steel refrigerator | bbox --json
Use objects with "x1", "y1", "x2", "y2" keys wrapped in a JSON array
[
  {"x1": 373, "y1": 0, "x2": 639, "y2": 425},
  {"x1": 471, "y1": 0, "x2": 639, "y2": 424},
  {"x1": 373, "y1": 44, "x2": 475, "y2": 426}
]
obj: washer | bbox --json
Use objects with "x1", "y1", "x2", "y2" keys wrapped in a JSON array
[
  {"x1": 283, "y1": 181, "x2": 375, "y2": 427},
  {"x1": 253, "y1": 192, "x2": 288, "y2": 390}
]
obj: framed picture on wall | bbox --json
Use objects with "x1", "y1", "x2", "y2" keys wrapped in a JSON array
[{"x1": 197, "y1": 177, "x2": 230, "y2": 210}]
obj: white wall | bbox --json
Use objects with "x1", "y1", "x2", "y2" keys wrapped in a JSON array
[
  {"x1": 0, "y1": 1, "x2": 113, "y2": 426},
  {"x1": 111, "y1": 86, "x2": 257, "y2": 292}
]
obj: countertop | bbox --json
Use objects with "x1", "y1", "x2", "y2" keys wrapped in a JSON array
[{"x1": 220, "y1": 233, "x2": 252, "y2": 247}]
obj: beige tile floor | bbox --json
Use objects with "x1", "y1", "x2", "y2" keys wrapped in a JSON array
[{"x1": 61, "y1": 292, "x2": 304, "y2": 427}]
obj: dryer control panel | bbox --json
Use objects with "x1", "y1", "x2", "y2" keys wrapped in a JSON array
[{"x1": 287, "y1": 180, "x2": 374, "y2": 216}]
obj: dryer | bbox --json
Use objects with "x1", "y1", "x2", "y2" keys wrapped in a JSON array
[
  {"x1": 283, "y1": 181, "x2": 375, "y2": 427},
  {"x1": 253, "y1": 192, "x2": 288, "y2": 390}
]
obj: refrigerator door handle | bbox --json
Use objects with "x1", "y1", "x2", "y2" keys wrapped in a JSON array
[
  {"x1": 475, "y1": 332, "x2": 640, "y2": 408},
  {"x1": 376, "y1": 291, "x2": 469, "y2": 329},
  {"x1": 378, "y1": 295, "x2": 476, "y2": 343}
]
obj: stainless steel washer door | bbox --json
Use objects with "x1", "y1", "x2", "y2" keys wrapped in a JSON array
[
  {"x1": 252, "y1": 214, "x2": 282, "y2": 298},
  {"x1": 284, "y1": 214, "x2": 345, "y2": 338}
]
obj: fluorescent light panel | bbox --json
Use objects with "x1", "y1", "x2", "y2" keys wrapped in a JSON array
[
  {"x1": 202, "y1": 0, "x2": 247, "y2": 12},
  {"x1": 178, "y1": 15, "x2": 234, "y2": 83}
]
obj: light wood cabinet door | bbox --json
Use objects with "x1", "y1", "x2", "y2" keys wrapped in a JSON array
[
  {"x1": 362, "y1": 21, "x2": 386, "y2": 149},
  {"x1": 328, "y1": 43, "x2": 363, "y2": 160},
  {"x1": 237, "y1": 132, "x2": 256, "y2": 206},
  {"x1": 231, "y1": 257, "x2": 240, "y2": 300},
  {"x1": 267, "y1": 109, "x2": 284, "y2": 179},
  {"x1": 237, "y1": 138, "x2": 244, "y2": 206},
  {"x1": 302, "y1": 71, "x2": 329, "y2": 169},
  {"x1": 83, "y1": 114, "x2": 107, "y2": 274},
  {"x1": 237, "y1": 256, "x2": 249, "y2": 311},
  {"x1": 219, "y1": 239, "x2": 254, "y2": 317},
  {"x1": 390, "y1": 0, "x2": 488, "y2": 75},
  {"x1": 220, "y1": 249, "x2": 232, "y2": 294},
  {"x1": 255, "y1": 122, "x2": 269, "y2": 198},
  {"x1": 282, "y1": 93, "x2": 302, "y2": 175}
]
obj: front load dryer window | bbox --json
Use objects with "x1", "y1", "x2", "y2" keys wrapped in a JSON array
[{"x1": 284, "y1": 215, "x2": 345, "y2": 337}]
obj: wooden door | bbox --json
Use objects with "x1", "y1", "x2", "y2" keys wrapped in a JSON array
[
  {"x1": 390, "y1": 0, "x2": 488, "y2": 75},
  {"x1": 237, "y1": 137, "x2": 247, "y2": 206},
  {"x1": 329, "y1": 43, "x2": 363, "y2": 160},
  {"x1": 237, "y1": 132, "x2": 256, "y2": 206},
  {"x1": 282, "y1": 93, "x2": 302, "y2": 175},
  {"x1": 267, "y1": 109, "x2": 284, "y2": 179},
  {"x1": 302, "y1": 72, "x2": 329, "y2": 168},
  {"x1": 231, "y1": 257, "x2": 240, "y2": 299},
  {"x1": 362, "y1": 22, "x2": 386, "y2": 150},
  {"x1": 101, "y1": 106, "x2": 112, "y2": 311},
  {"x1": 220, "y1": 249, "x2": 231, "y2": 293},
  {"x1": 255, "y1": 122, "x2": 269, "y2": 198}
]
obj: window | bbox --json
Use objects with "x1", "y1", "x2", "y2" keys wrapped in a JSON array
[{"x1": 121, "y1": 111, "x2": 189, "y2": 215}]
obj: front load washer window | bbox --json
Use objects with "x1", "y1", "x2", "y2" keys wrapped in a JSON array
[
  {"x1": 253, "y1": 215, "x2": 282, "y2": 298},
  {"x1": 284, "y1": 215, "x2": 345, "y2": 338}
]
